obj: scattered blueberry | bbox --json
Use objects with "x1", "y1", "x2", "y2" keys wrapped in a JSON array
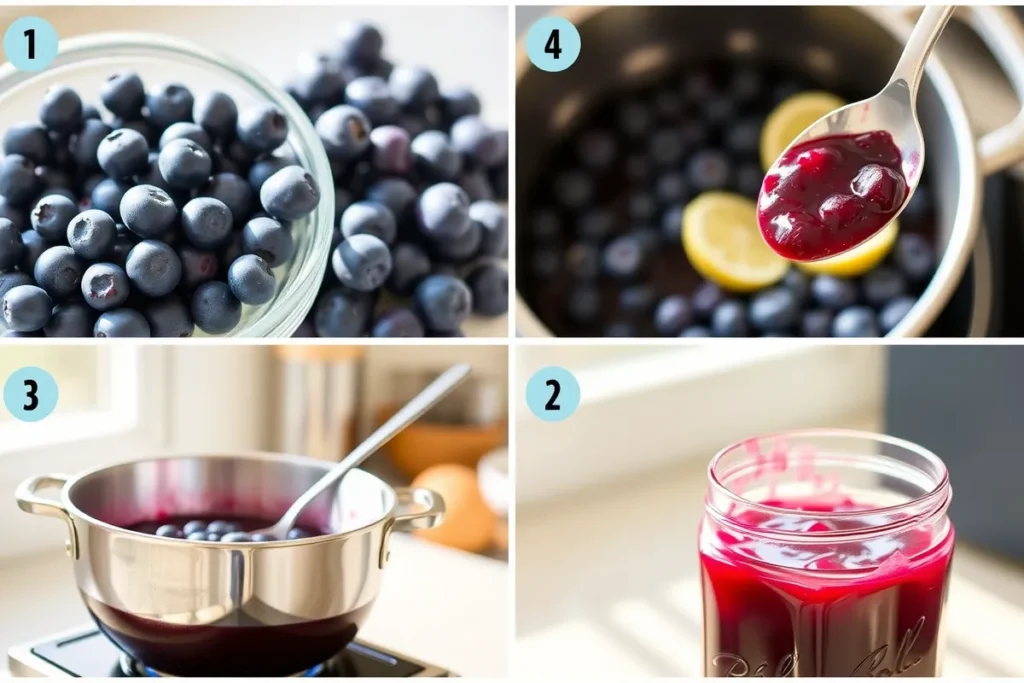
[
  {"x1": 711, "y1": 300, "x2": 749, "y2": 337},
  {"x1": 2, "y1": 285, "x2": 51, "y2": 332},
  {"x1": 832, "y1": 306, "x2": 880, "y2": 337},
  {"x1": 748, "y1": 287, "x2": 800, "y2": 333},
  {"x1": 414, "y1": 274, "x2": 472, "y2": 332},
  {"x1": 340, "y1": 201, "x2": 397, "y2": 245},
  {"x1": 879, "y1": 296, "x2": 916, "y2": 335},
  {"x1": 314, "y1": 286, "x2": 373, "y2": 337},
  {"x1": 241, "y1": 216, "x2": 295, "y2": 267},
  {"x1": 94, "y1": 308, "x2": 151, "y2": 337},
  {"x1": 191, "y1": 281, "x2": 242, "y2": 334},
  {"x1": 315, "y1": 105, "x2": 372, "y2": 161},
  {"x1": 260, "y1": 166, "x2": 321, "y2": 221},
  {"x1": 654, "y1": 295, "x2": 692, "y2": 336},
  {"x1": 372, "y1": 307, "x2": 425, "y2": 337},
  {"x1": 466, "y1": 264, "x2": 507, "y2": 317},
  {"x1": 418, "y1": 182, "x2": 471, "y2": 240},
  {"x1": 411, "y1": 130, "x2": 460, "y2": 180},
  {"x1": 332, "y1": 233, "x2": 392, "y2": 292},
  {"x1": 81, "y1": 263, "x2": 130, "y2": 311}
]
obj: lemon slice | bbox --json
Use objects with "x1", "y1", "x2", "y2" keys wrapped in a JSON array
[
  {"x1": 760, "y1": 91, "x2": 846, "y2": 171},
  {"x1": 683, "y1": 192, "x2": 789, "y2": 292},
  {"x1": 796, "y1": 220, "x2": 900, "y2": 278}
]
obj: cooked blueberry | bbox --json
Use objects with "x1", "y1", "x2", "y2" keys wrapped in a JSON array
[
  {"x1": 414, "y1": 274, "x2": 472, "y2": 332},
  {"x1": 0, "y1": 155, "x2": 38, "y2": 205},
  {"x1": 687, "y1": 149, "x2": 732, "y2": 192},
  {"x1": 711, "y1": 300, "x2": 749, "y2": 337},
  {"x1": 832, "y1": 306, "x2": 880, "y2": 337},
  {"x1": 748, "y1": 287, "x2": 799, "y2": 333},
  {"x1": 4, "y1": 122, "x2": 53, "y2": 165},
  {"x1": 314, "y1": 286, "x2": 373, "y2": 337},
  {"x1": 126, "y1": 240, "x2": 181, "y2": 297},
  {"x1": 97, "y1": 129, "x2": 149, "y2": 179},
  {"x1": 39, "y1": 85, "x2": 83, "y2": 133},
  {"x1": 227, "y1": 254, "x2": 276, "y2": 305},
  {"x1": 418, "y1": 182, "x2": 471, "y2": 240},
  {"x1": 260, "y1": 165, "x2": 321, "y2": 221},
  {"x1": 34, "y1": 246, "x2": 83, "y2": 299},
  {"x1": 565, "y1": 242, "x2": 600, "y2": 280},
  {"x1": 441, "y1": 87, "x2": 481, "y2": 125},
  {"x1": 144, "y1": 295, "x2": 195, "y2": 337},
  {"x1": 43, "y1": 303, "x2": 95, "y2": 337},
  {"x1": 70, "y1": 119, "x2": 113, "y2": 169},
  {"x1": 389, "y1": 65, "x2": 439, "y2": 113},
  {"x1": 221, "y1": 532, "x2": 252, "y2": 543},
  {"x1": 0, "y1": 218, "x2": 22, "y2": 270},
  {"x1": 180, "y1": 197, "x2": 233, "y2": 249},
  {"x1": 602, "y1": 235, "x2": 646, "y2": 280},
  {"x1": 372, "y1": 307, "x2": 425, "y2": 337},
  {"x1": 332, "y1": 233, "x2": 392, "y2": 292},
  {"x1": 2, "y1": 285, "x2": 51, "y2": 331},
  {"x1": 654, "y1": 295, "x2": 693, "y2": 335},
  {"x1": 893, "y1": 233, "x2": 936, "y2": 284},
  {"x1": 155, "y1": 524, "x2": 184, "y2": 539},
  {"x1": 879, "y1": 296, "x2": 916, "y2": 335},
  {"x1": 861, "y1": 266, "x2": 907, "y2": 307},
  {"x1": 146, "y1": 83, "x2": 194, "y2": 129},
  {"x1": 67, "y1": 210, "x2": 117, "y2": 260},
  {"x1": 466, "y1": 264, "x2": 507, "y2": 317},
  {"x1": 648, "y1": 128, "x2": 686, "y2": 167},
  {"x1": 811, "y1": 275, "x2": 858, "y2": 310},
  {"x1": 286, "y1": 528, "x2": 310, "y2": 540},
  {"x1": 565, "y1": 284, "x2": 601, "y2": 325},
  {"x1": 91, "y1": 178, "x2": 132, "y2": 223},
  {"x1": 191, "y1": 280, "x2": 241, "y2": 334},
  {"x1": 411, "y1": 130, "x2": 461, "y2": 180},
  {"x1": 618, "y1": 285, "x2": 656, "y2": 314},
  {"x1": 20, "y1": 230, "x2": 48, "y2": 274},
  {"x1": 159, "y1": 139, "x2": 213, "y2": 190},
  {"x1": 193, "y1": 91, "x2": 238, "y2": 140},
  {"x1": 315, "y1": 105, "x2": 371, "y2": 161},
  {"x1": 680, "y1": 326, "x2": 712, "y2": 337},
  {"x1": 387, "y1": 242, "x2": 431, "y2": 296},
  {"x1": 92, "y1": 308, "x2": 149, "y2": 337},
  {"x1": 451, "y1": 115, "x2": 505, "y2": 167}
]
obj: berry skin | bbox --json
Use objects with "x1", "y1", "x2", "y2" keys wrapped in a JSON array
[
  {"x1": 314, "y1": 286, "x2": 373, "y2": 337},
  {"x1": 259, "y1": 166, "x2": 322, "y2": 221},
  {"x1": 97, "y1": 129, "x2": 150, "y2": 179},
  {"x1": 3, "y1": 122, "x2": 53, "y2": 165},
  {"x1": 81, "y1": 263, "x2": 130, "y2": 311},
  {"x1": 44, "y1": 303, "x2": 95, "y2": 337},
  {"x1": 0, "y1": 218, "x2": 23, "y2": 270},
  {"x1": 340, "y1": 201, "x2": 397, "y2": 245},
  {"x1": 2, "y1": 285, "x2": 51, "y2": 332},
  {"x1": 332, "y1": 234, "x2": 392, "y2": 292},
  {"x1": 126, "y1": 240, "x2": 182, "y2": 297},
  {"x1": 193, "y1": 91, "x2": 238, "y2": 141},
  {"x1": 158, "y1": 139, "x2": 213, "y2": 190},
  {"x1": 100, "y1": 72, "x2": 145, "y2": 118},
  {"x1": 190, "y1": 281, "x2": 242, "y2": 335},
  {"x1": 314, "y1": 105, "x2": 371, "y2": 161},
  {"x1": 34, "y1": 246, "x2": 83, "y2": 300},
  {"x1": 417, "y1": 183, "x2": 471, "y2": 240},
  {"x1": 120, "y1": 185, "x2": 178, "y2": 239},
  {"x1": 372, "y1": 308, "x2": 425, "y2": 337},
  {"x1": 414, "y1": 274, "x2": 472, "y2": 333},
  {"x1": 94, "y1": 308, "x2": 151, "y2": 337},
  {"x1": 0, "y1": 155, "x2": 38, "y2": 205},
  {"x1": 411, "y1": 130, "x2": 461, "y2": 181},
  {"x1": 146, "y1": 83, "x2": 195, "y2": 129},
  {"x1": 236, "y1": 104, "x2": 289, "y2": 153},
  {"x1": 387, "y1": 243, "x2": 431, "y2": 297},
  {"x1": 67, "y1": 210, "x2": 117, "y2": 260},
  {"x1": 39, "y1": 85, "x2": 83, "y2": 133},
  {"x1": 181, "y1": 197, "x2": 233, "y2": 249},
  {"x1": 466, "y1": 264, "x2": 507, "y2": 317},
  {"x1": 241, "y1": 216, "x2": 294, "y2": 267},
  {"x1": 71, "y1": 119, "x2": 113, "y2": 168},
  {"x1": 227, "y1": 254, "x2": 276, "y2": 305}
]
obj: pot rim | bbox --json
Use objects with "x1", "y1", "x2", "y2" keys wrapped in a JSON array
[
  {"x1": 58, "y1": 451, "x2": 398, "y2": 548},
  {"x1": 513, "y1": 5, "x2": 984, "y2": 339}
]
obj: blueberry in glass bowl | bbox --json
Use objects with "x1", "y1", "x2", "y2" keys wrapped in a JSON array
[{"x1": 0, "y1": 32, "x2": 333, "y2": 337}]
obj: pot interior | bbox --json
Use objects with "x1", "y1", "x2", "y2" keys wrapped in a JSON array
[
  {"x1": 65, "y1": 453, "x2": 395, "y2": 535},
  {"x1": 516, "y1": 6, "x2": 966, "y2": 336}
]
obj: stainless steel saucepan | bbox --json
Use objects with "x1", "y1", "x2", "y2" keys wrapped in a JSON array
[
  {"x1": 515, "y1": 5, "x2": 1024, "y2": 337},
  {"x1": 16, "y1": 452, "x2": 444, "y2": 677}
]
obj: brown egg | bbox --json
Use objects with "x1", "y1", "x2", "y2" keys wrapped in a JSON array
[{"x1": 412, "y1": 464, "x2": 496, "y2": 553}]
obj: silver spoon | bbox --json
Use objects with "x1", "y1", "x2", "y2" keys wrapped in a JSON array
[
  {"x1": 763, "y1": 5, "x2": 955, "y2": 254},
  {"x1": 254, "y1": 362, "x2": 472, "y2": 540}
]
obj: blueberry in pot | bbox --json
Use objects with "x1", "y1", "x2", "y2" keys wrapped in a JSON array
[
  {"x1": 241, "y1": 216, "x2": 294, "y2": 267},
  {"x1": 0, "y1": 218, "x2": 22, "y2": 270},
  {"x1": 191, "y1": 281, "x2": 242, "y2": 334},
  {"x1": 260, "y1": 166, "x2": 322, "y2": 222},
  {"x1": 236, "y1": 104, "x2": 289, "y2": 153},
  {"x1": 146, "y1": 83, "x2": 194, "y2": 129},
  {"x1": 332, "y1": 233, "x2": 392, "y2": 292},
  {"x1": 465, "y1": 263, "x2": 507, "y2": 317},
  {"x1": 680, "y1": 326, "x2": 712, "y2": 337},
  {"x1": 67, "y1": 210, "x2": 117, "y2": 260},
  {"x1": 126, "y1": 240, "x2": 182, "y2": 297},
  {"x1": 155, "y1": 524, "x2": 184, "y2": 539},
  {"x1": 313, "y1": 286, "x2": 374, "y2": 337},
  {"x1": 811, "y1": 275, "x2": 858, "y2": 310},
  {"x1": 414, "y1": 273, "x2": 472, "y2": 333},
  {"x1": 0, "y1": 154, "x2": 38, "y2": 205},
  {"x1": 893, "y1": 233, "x2": 935, "y2": 284},
  {"x1": 862, "y1": 266, "x2": 907, "y2": 307},
  {"x1": 879, "y1": 296, "x2": 917, "y2": 335},
  {"x1": 44, "y1": 303, "x2": 95, "y2": 337},
  {"x1": 181, "y1": 197, "x2": 233, "y2": 249},
  {"x1": 159, "y1": 139, "x2": 213, "y2": 190},
  {"x1": 654, "y1": 295, "x2": 693, "y2": 336},
  {"x1": 81, "y1": 263, "x2": 130, "y2": 311},
  {"x1": 748, "y1": 287, "x2": 800, "y2": 334},
  {"x1": 315, "y1": 105, "x2": 372, "y2": 161},
  {"x1": 604, "y1": 321, "x2": 635, "y2": 337},
  {"x1": 34, "y1": 246, "x2": 83, "y2": 299},
  {"x1": 832, "y1": 306, "x2": 880, "y2": 337},
  {"x1": 418, "y1": 182, "x2": 471, "y2": 240},
  {"x1": 39, "y1": 85, "x2": 83, "y2": 134},
  {"x1": 228, "y1": 254, "x2": 276, "y2": 306},
  {"x1": 193, "y1": 91, "x2": 239, "y2": 141},
  {"x1": 340, "y1": 201, "x2": 397, "y2": 245},
  {"x1": 2, "y1": 285, "x2": 51, "y2": 332},
  {"x1": 619, "y1": 285, "x2": 657, "y2": 315},
  {"x1": 183, "y1": 520, "x2": 207, "y2": 536},
  {"x1": 145, "y1": 296, "x2": 195, "y2": 338},
  {"x1": 801, "y1": 308, "x2": 835, "y2": 338},
  {"x1": 711, "y1": 300, "x2": 749, "y2": 337},
  {"x1": 287, "y1": 528, "x2": 310, "y2": 540},
  {"x1": 221, "y1": 532, "x2": 252, "y2": 543},
  {"x1": 94, "y1": 308, "x2": 151, "y2": 337},
  {"x1": 372, "y1": 307, "x2": 425, "y2": 337},
  {"x1": 565, "y1": 284, "x2": 601, "y2": 326},
  {"x1": 187, "y1": 531, "x2": 209, "y2": 541},
  {"x1": 206, "y1": 520, "x2": 234, "y2": 535},
  {"x1": 602, "y1": 234, "x2": 646, "y2": 281}
]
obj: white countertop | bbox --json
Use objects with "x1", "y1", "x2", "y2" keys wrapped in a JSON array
[{"x1": 0, "y1": 533, "x2": 508, "y2": 677}]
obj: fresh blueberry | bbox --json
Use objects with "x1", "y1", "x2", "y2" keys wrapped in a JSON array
[
  {"x1": 146, "y1": 83, "x2": 194, "y2": 129},
  {"x1": 205, "y1": 520, "x2": 235, "y2": 535},
  {"x1": 0, "y1": 155, "x2": 38, "y2": 205},
  {"x1": 576, "y1": 129, "x2": 617, "y2": 170},
  {"x1": 618, "y1": 284, "x2": 656, "y2": 314},
  {"x1": 220, "y1": 138, "x2": 258, "y2": 173},
  {"x1": 111, "y1": 117, "x2": 158, "y2": 147},
  {"x1": 365, "y1": 178, "x2": 417, "y2": 222},
  {"x1": 70, "y1": 119, "x2": 113, "y2": 169},
  {"x1": 236, "y1": 104, "x2": 289, "y2": 154},
  {"x1": 0, "y1": 271, "x2": 32, "y2": 301},
  {"x1": 259, "y1": 166, "x2": 321, "y2": 221},
  {"x1": 201, "y1": 173, "x2": 253, "y2": 226},
  {"x1": 680, "y1": 326, "x2": 712, "y2": 337},
  {"x1": 435, "y1": 219, "x2": 482, "y2": 263},
  {"x1": 782, "y1": 268, "x2": 810, "y2": 303},
  {"x1": 469, "y1": 201, "x2": 507, "y2": 258},
  {"x1": 735, "y1": 162, "x2": 764, "y2": 198},
  {"x1": 603, "y1": 321, "x2": 635, "y2": 337},
  {"x1": 3, "y1": 122, "x2": 53, "y2": 165},
  {"x1": 655, "y1": 172, "x2": 690, "y2": 206},
  {"x1": 313, "y1": 286, "x2": 373, "y2": 336},
  {"x1": 692, "y1": 281, "x2": 725, "y2": 320},
  {"x1": 187, "y1": 531, "x2": 209, "y2": 541},
  {"x1": 565, "y1": 284, "x2": 601, "y2": 325},
  {"x1": 227, "y1": 254, "x2": 276, "y2": 305},
  {"x1": 879, "y1": 296, "x2": 916, "y2": 335},
  {"x1": 332, "y1": 233, "x2": 392, "y2": 292},
  {"x1": 182, "y1": 520, "x2": 207, "y2": 536},
  {"x1": 234, "y1": 217, "x2": 291, "y2": 269},
  {"x1": 249, "y1": 533, "x2": 276, "y2": 542},
  {"x1": 176, "y1": 244, "x2": 218, "y2": 290},
  {"x1": 801, "y1": 308, "x2": 834, "y2": 337},
  {"x1": 67, "y1": 210, "x2": 117, "y2": 260},
  {"x1": 221, "y1": 532, "x2": 252, "y2": 543},
  {"x1": 654, "y1": 295, "x2": 693, "y2": 336},
  {"x1": 389, "y1": 65, "x2": 440, "y2": 113},
  {"x1": 193, "y1": 91, "x2": 239, "y2": 141},
  {"x1": 811, "y1": 275, "x2": 858, "y2": 310},
  {"x1": 286, "y1": 528, "x2": 310, "y2": 540},
  {"x1": 661, "y1": 205, "x2": 684, "y2": 244},
  {"x1": 248, "y1": 155, "x2": 292, "y2": 196},
  {"x1": 37, "y1": 166, "x2": 74, "y2": 196},
  {"x1": 290, "y1": 54, "x2": 346, "y2": 106},
  {"x1": 39, "y1": 85, "x2": 83, "y2": 133},
  {"x1": 414, "y1": 274, "x2": 472, "y2": 332},
  {"x1": 711, "y1": 300, "x2": 749, "y2": 337},
  {"x1": 2, "y1": 285, "x2": 51, "y2": 331},
  {"x1": 565, "y1": 242, "x2": 599, "y2": 280},
  {"x1": 417, "y1": 182, "x2": 471, "y2": 240},
  {"x1": 315, "y1": 105, "x2": 371, "y2": 161},
  {"x1": 142, "y1": 296, "x2": 194, "y2": 337},
  {"x1": 624, "y1": 154, "x2": 652, "y2": 184},
  {"x1": 893, "y1": 233, "x2": 936, "y2": 284},
  {"x1": 345, "y1": 76, "x2": 399, "y2": 125},
  {"x1": 126, "y1": 240, "x2": 182, "y2": 297},
  {"x1": 369, "y1": 125, "x2": 412, "y2": 175},
  {"x1": 466, "y1": 263, "x2": 507, "y2": 317},
  {"x1": 99, "y1": 72, "x2": 145, "y2": 118},
  {"x1": 577, "y1": 208, "x2": 614, "y2": 243},
  {"x1": 411, "y1": 130, "x2": 461, "y2": 180},
  {"x1": 91, "y1": 178, "x2": 132, "y2": 223},
  {"x1": 43, "y1": 302, "x2": 95, "y2": 337},
  {"x1": 832, "y1": 306, "x2": 880, "y2": 337},
  {"x1": 387, "y1": 242, "x2": 431, "y2": 296},
  {"x1": 441, "y1": 87, "x2": 481, "y2": 125},
  {"x1": 617, "y1": 100, "x2": 652, "y2": 139},
  {"x1": 861, "y1": 266, "x2": 907, "y2": 307},
  {"x1": 80, "y1": 263, "x2": 130, "y2": 311},
  {"x1": 155, "y1": 524, "x2": 184, "y2": 539},
  {"x1": 372, "y1": 307, "x2": 425, "y2": 337},
  {"x1": 687, "y1": 149, "x2": 732, "y2": 192},
  {"x1": 460, "y1": 170, "x2": 495, "y2": 202},
  {"x1": 628, "y1": 192, "x2": 657, "y2": 222},
  {"x1": 34, "y1": 246, "x2": 83, "y2": 299},
  {"x1": 158, "y1": 139, "x2": 213, "y2": 190},
  {"x1": 530, "y1": 209, "x2": 561, "y2": 243},
  {"x1": 748, "y1": 287, "x2": 800, "y2": 333},
  {"x1": 648, "y1": 128, "x2": 686, "y2": 167},
  {"x1": 190, "y1": 280, "x2": 241, "y2": 334},
  {"x1": 602, "y1": 235, "x2": 646, "y2": 280},
  {"x1": 0, "y1": 218, "x2": 22, "y2": 270},
  {"x1": 725, "y1": 117, "x2": 763, "y2": 156},
  {"x1": 19, "y1": 230, "x2": 48, "y2": 274},
  {"x1": 97, "y1": 129, "x2": 149, "y2": 179},
  {"x1": 0, "y1": 196, "x2": 27, "y2": 232},
  {"x1": 900, "y1": 186, "x2": 933, "y2": 228},
  {"x1": 450, "y1": 115, "x2": 505, "y2": 167},
  {"x1": 181, "y1": 197, "x2": 233, "y2": 249},
  {"x1": 158, "y1": 122, "x2": 212, "y2": 154},
  {"x1": 340, "y1": 201, "x2": 397, "y2": 245}
]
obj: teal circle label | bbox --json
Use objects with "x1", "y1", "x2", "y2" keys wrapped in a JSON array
[
  {"x1": 4, "y1": 17, "x2": 58, "y2": 72},
  {"x1": 526, "y1": 366, "x2": 580, "y2": 422},
  {"x1": 525, "y1": 17, "x2": 581, "y2": 73},
  {"x1": 4, "y1": 366, "x2": 58, "y2": 422}
]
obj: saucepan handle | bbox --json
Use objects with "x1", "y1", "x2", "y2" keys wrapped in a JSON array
[
  {"x1": 379, "y1": 487, "x2": 446, "y2": 569},
  {"x1": 15, "y1": 474, "x2": 79, "y2": 560}
]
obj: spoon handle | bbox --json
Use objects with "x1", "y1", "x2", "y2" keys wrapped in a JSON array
[
  {"x1": 889, "y1": 6, "x2": 956, "y2": 99},
  {"x1": 278, "y1": 363, "x2": 473, "y2": 530}
]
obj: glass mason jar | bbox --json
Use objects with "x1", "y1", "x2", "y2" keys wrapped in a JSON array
[
  {"x1": 0, "y1": 32, "x2": 333, "y2": 337},
  {"x1": 699, "y1": 430, "x2": 954, "y2": 677}
]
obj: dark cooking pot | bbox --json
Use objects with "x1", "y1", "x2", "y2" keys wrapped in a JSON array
[
  {"x1": 516, "y1": 6, "x2": 1024, "y2": 337},
  {"x1": 15, "y1": 452, "x2": 444, "y2": 677}
]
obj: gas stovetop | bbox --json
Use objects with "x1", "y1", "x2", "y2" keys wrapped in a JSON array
[{"x1": 8, "y1": 626, "x2": 452, "y2": 677}]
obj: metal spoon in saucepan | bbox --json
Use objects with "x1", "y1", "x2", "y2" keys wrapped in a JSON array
[
  {"x1": 757, "y1": 6, "x2": 956, "y2": 262},
  {"x1": 253, "y1": 362, "x2": 473, "y2": 540}
]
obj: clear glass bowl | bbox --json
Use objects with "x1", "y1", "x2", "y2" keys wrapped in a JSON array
[{"x1": 0, "y1": 32, "x2": 334, "y2": 338}]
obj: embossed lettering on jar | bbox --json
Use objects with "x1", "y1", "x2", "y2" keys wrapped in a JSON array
[{"x1": 699, "y1": 430, "x2": 954, "y2": 677}]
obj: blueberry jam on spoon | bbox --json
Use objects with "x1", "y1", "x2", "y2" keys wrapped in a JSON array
[{"x1": 756, "y1": 130, "x2": 908, "y2": 262}]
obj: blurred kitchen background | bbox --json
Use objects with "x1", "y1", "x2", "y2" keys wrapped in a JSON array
[
  {"x1": 515, "y1": 343, "x2": 1024, "y2": 678},
  {"x1": 0, "y1": 344, "x2": 508, "y2": 677}
]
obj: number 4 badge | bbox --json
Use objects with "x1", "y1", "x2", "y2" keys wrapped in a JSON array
[{"x1": 526, "y1": 17, "x2": 581, "y2": 73}]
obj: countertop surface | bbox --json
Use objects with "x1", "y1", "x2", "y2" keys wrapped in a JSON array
[{"x1": 0, "y1": 533, "x2": 508, "y2": 677}]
